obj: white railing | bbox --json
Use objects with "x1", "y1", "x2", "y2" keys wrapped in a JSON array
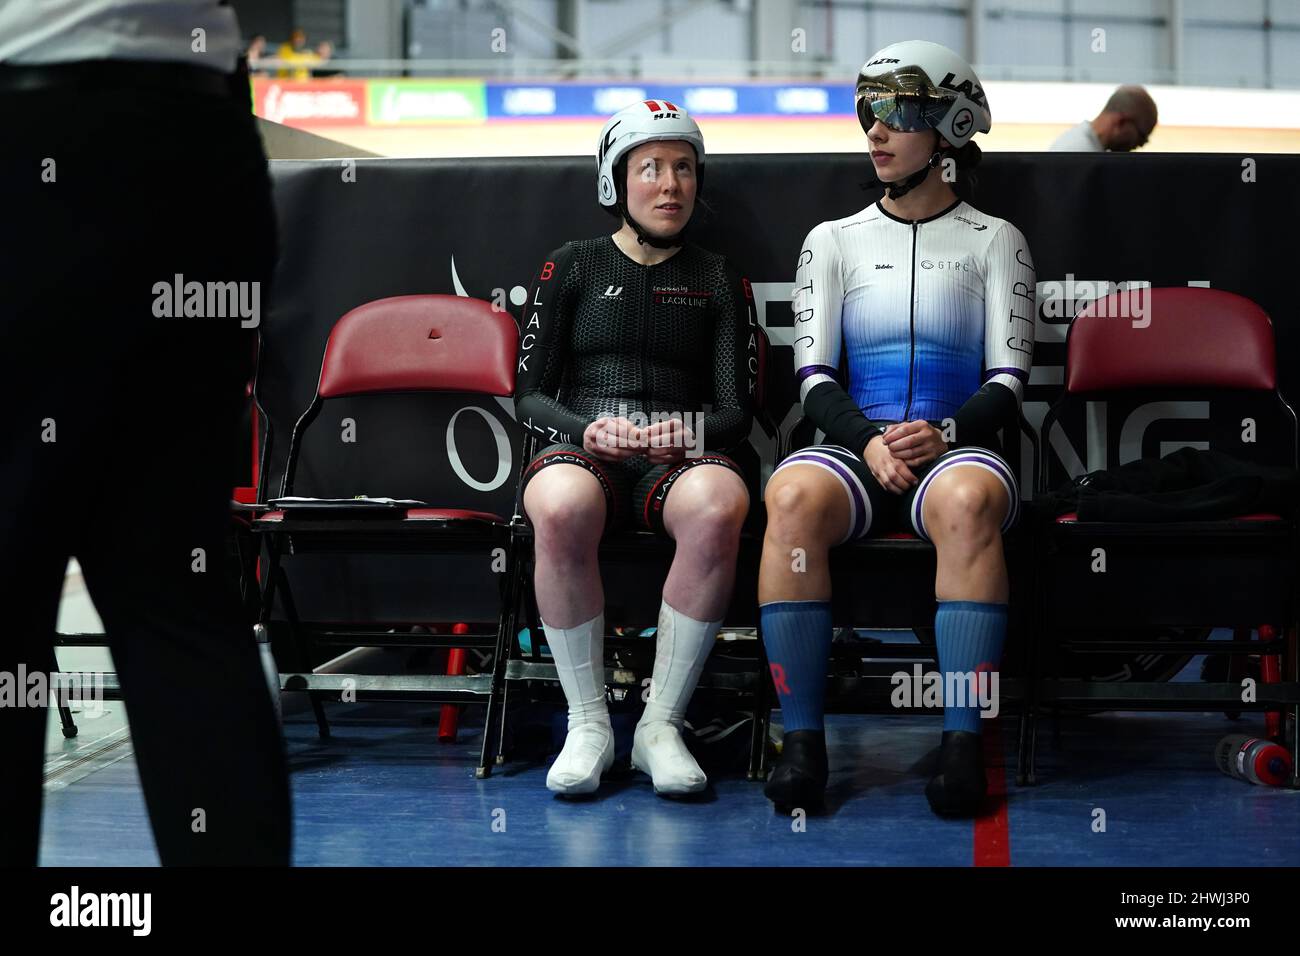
[
  {"x1": 249, "y1": 56, "x2": 1295, "y2": 90},
  {"x1": 251, "y1": 56, "x2": 841, "y2": 80}
]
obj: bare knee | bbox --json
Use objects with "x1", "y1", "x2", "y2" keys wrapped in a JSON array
[
  {"x1": 524, "y1": 471, "x2": 604, "y2": 557},
  {"x1": 669, "y1": 481, "x2": 748, "y2": 557},
  {"x1": 763, "y1": 474, "x2": 841, "y2": 550},
  {"x1": 927, "y1": 476, "x2": 1001, "y2": 546}
]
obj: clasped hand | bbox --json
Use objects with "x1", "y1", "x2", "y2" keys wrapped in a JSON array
[
  {"x1": 864, "y1": 420, "x2": 948, "y2": 494},
  {"x1": 583, "y1": 416, "x2": 694, "y2": 465}
]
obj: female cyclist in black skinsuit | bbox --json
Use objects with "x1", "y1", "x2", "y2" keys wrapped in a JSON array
[{"x1": 515, "y1": 101, "x2": 757, "y2": 797}]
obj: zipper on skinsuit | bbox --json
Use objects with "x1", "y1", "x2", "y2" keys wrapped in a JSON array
[
  {"x1": 641, "y1": 260, "x2": 651, "y2": 424},
  {"x1": 903, "y1": 220, "x2": 918, "y2": 420}
]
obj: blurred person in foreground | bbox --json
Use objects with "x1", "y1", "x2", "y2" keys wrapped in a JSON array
[{"x1": 0, "y1": 0, "x2": 290, "y2": 866}]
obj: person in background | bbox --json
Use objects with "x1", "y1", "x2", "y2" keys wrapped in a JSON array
[
  {"x1": 275, "y1": 27, "x2": 319, "y2": 81},
  {"x1": 0, "y1": 0, "x2": 290, "y2": 865},
  {"x1": 1050, "y1": 85, "x2": 1158, "y2": 151},
  {"x1": 246, "y1": 34, "x2": 266, "y2": 74},
  {"x1": 312, "y1": 40, "x2": 340, "y2": 78}
]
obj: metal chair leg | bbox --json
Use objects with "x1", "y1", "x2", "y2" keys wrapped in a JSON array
[
  {"x1": 1017, "y1": 586, "x2": 1041, "y2": 787},
  {"x1": 1016, "y1": 609, "x2": 1034, "y2": 786},
  {"x1": 252, "y1": 623, "x2": 283, "y2": 725},
  {"x1": 1016, "y1": 634, "x2": 1035, "y2": 786},
  {"x1": 493, "y1": 675, "x2": 512, "y2": 767},
  {"x1": 1289, "y1": 626, "x2": 1300, "y2": 789},
  {"x1": 1258, "y1": 624, "x2": 1283, "y2": 740},
  {"x1": 485, "y1": 628, "x2": 515, "y2": 772},
  {"x1": 477, "y1": 659, "x2": 499, "y2": 780},
  {"x1": 1027, "y1": 709, "x2": 1039, "y2": 785},
  {"x1": 1015, "y1": 711, "x2": 1030, "y2": 787},
  {"x1": 476, "y1": 626, "x2": 505, "y2": 779},
  {"x1": 747, "y1": 635, "x2": 770, "y2": 781},
  {"x1": 479, "y1": 534, "x2": 523, "y2": 778},
  {"x1": 496, "y1": 550, "x2": 525, "y2": 768},
  {"x1": 234, "y1": 519, "x2": 262, "y2": 622},
  {"x1": 49, "y1": 646, "x2": 78, "y2": 739},
  {"x1": 1224, "y1": 626, "x2": 1251, "y2": 720},
  {"x1": 56, "y1": 700, "x2": 78, "y2": 739},
  {"x1": 275, "y1": 562, "x2": 330, "y2": 740},
  {"x1": 256, "y1": 535, "x2": 281, "y2": 625},
  {"x1": 1027, "y1": 568, "x2": 1042, "y2": 785}
]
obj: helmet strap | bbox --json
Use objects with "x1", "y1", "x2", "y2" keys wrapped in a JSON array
[
  {"x1": 883, "y1": 149, "x2": 944, "y2": 200},
  {"x1": 616, "y1": 193, "x2": 687, "y2": 249}
]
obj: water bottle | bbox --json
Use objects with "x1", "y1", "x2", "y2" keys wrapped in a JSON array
[{"x1": 1215, "y1": 734, "x2": 1292, "y2": 786}]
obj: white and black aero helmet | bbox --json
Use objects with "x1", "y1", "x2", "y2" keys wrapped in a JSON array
[
  {"x1": 855, "y1": 40, "x2": 991, "y2": 197},
  {"x1": 595, "y1": 99, "x2": 706, "y2": 247}
]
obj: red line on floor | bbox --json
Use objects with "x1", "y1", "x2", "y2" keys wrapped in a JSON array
[{"x1": 973, "y1": 718, "x2": 1011, "y2": 866}]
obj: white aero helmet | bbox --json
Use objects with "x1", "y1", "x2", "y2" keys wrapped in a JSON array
[
  {"x1": 595, "y1": 99, "x2": 706, "y2": 209},
  {"x1": 855, "y1": 40, "x2": 991, "y2": 147}
]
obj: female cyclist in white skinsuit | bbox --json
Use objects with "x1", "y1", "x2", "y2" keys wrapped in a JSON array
[{"x1": 758, "y1": 40, "x2": 1036, "y2": 817}]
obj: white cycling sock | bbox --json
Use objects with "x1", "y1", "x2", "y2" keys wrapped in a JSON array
[
  {"x1": 632, "y1": 601, "x2": 721, "y2": 795},
  {"x1": 543, "y1": 612, "x2": 613, "y2": 794}
]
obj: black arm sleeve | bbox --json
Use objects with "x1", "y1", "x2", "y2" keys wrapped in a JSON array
[
  {"x1": 951, "y1": 381, "x2": 1019, "y2": 450},
  {"x1": 803, "y1": 382, "x2": 889, "y2": 460},
  {"x1": 513, "y1": 243, "x2": 591, "y2": 446},
  {"x1": 699, "y1": 263, "x2": 756, "y2": 452}
]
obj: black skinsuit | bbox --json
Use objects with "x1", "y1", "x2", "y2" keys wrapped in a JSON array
[{"x1": 515, "y1": 235, "x2": 756, "y2": 530}]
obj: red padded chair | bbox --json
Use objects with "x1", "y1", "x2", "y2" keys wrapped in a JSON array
[
  {"x1": 251, "y1": 294, "x2": 523, "y2": 778},
  {"x1": 1027, "y1": 287, "x2": 1300, "y2": 786}
]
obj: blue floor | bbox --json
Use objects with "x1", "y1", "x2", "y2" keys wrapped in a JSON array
[
  {"x1": 1010, "y1": 711, "x2": 1300, "y2": 865},
  {"x1": 37, "y1": 575, "x2": 1300, "y2": 866},
  {"x1": 37, "y1": 700, "x2": 1300, "y2": 866}
]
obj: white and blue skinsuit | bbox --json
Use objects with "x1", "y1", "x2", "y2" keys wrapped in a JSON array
[
  {"x1": 778, "y1": 196, "x2": 1037, "y2": 542},
  {"x1": 794, "y1": 196, "x2": 1036, "y2": 462}
]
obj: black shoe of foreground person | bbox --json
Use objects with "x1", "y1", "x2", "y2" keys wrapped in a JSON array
[
  {"x1": 925, "y1": 730, "x2": 989, "y2": 817},
  {"x1": 764, "y1": 729, "x2": 828, "y2": 814}
]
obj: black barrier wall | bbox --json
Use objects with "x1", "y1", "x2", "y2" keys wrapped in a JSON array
[{"x1": 260, "y1": 153, "x2": 1296, "y2": 621}]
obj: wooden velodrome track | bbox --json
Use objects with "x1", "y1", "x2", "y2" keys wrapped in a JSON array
[{"x1": 295, "y1": 117, "x2": 1300, "y2": 157}]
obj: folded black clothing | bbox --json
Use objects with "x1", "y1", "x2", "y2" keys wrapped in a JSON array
[{"x1": 1039, "y1": 447, "x2": 1299, "y2": 522}]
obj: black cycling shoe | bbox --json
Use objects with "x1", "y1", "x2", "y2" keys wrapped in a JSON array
[
  {"x1": 925, "y1": 730, "x2": 988, "y2": 817},
  {"x1": 764, "y1": 729, "x2": 828, "y2": 814}
]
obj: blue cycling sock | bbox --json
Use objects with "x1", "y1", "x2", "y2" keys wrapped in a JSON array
[
  {"x1": 759, "y1": 600, "x2": 834, "y2": 733},
  {"x1": 935, "y1": 600, "x2": 1007, "y2": 734}
]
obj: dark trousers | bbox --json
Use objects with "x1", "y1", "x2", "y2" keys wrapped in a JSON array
[{"x1": 0, "y1": 73, "x2": 290, "y2": 865}]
